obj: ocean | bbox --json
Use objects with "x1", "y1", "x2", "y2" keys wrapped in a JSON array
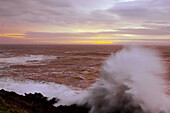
[{"x1": 0, "y1": 45, "x2": 170, "y2": 113}]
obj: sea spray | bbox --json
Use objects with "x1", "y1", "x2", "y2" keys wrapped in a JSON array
[{"x1": 85, "y1": 46, "x2": 170, "y2": 113}]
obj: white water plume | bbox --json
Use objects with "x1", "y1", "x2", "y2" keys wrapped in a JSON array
[{"x1": 85, "y1": 46, "x2": 170, "y2": 113}]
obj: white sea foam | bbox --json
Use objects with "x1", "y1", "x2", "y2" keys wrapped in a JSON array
[
  {"x1": 0, "y1": 78, "x2": 82, "y2": 107},
  {"x1": 0, "y1": 55, "x2": 57, "y2": 65}
]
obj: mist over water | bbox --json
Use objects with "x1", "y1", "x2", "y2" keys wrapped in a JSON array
[{"x1": 0, "y1": 46, "x2": 170, "y2": 113}]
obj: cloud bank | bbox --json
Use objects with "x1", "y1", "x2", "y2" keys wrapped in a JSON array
[{"x1": 0, "y1": 0, "x2": 170, "y2": 44}]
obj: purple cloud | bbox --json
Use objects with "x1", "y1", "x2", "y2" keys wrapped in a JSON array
[{"x1": 0, "y1": 0, "x2": 170, "y2": 45}]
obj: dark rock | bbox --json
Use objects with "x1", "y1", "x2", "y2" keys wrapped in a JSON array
[{"x1": 0, "y1": 89, "x2": 89, "y2": 113}]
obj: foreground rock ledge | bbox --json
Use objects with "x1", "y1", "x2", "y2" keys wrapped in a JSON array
[{"x1": 0, "y1": 89, "x2": 89, "y2": 113}]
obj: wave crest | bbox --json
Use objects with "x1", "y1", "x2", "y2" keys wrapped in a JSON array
[{"x1": 86, "y1": 46, "x2": 170, "y2": 113}]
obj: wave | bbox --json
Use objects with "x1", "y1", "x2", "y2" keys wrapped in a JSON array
[{"x1": 84, "y1": 46, "x2": 170, "y2": 113}]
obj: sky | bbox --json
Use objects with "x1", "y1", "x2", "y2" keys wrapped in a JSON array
[{"x1": 0, "y1": 0, "x2": 170, "y2": 45}]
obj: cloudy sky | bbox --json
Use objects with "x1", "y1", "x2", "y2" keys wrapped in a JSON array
[{"x1": 0, "y1": 0, "x2": 170, "y2": 45}]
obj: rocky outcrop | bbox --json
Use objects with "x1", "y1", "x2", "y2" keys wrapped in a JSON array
[{"x1": 0, "y1": 89, "x2": 89, "y2": 113}]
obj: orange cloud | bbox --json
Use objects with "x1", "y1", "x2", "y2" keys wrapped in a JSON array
[
  {"x1": 95, "y1": 41, "x2": 112, "y2": 44},
  {"x1": 0, "y1": 33, "x2": 26, "y2": 39}
]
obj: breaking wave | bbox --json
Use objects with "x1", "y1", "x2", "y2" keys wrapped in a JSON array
[
  {"x1": 0, "y1": 78, "x2": 84, "y2": 107},
  {"x1": 84, "y1": 46, "x2": 170, "y2": 113}
]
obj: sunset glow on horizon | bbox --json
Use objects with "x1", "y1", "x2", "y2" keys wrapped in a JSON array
[{"x1": 0, "y1": 0, "x2": 170, "y2": 45}]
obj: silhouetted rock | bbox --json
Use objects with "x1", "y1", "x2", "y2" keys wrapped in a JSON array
[{"x1": 0, "y1": 89, "x2": 89, "y2": 113}]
